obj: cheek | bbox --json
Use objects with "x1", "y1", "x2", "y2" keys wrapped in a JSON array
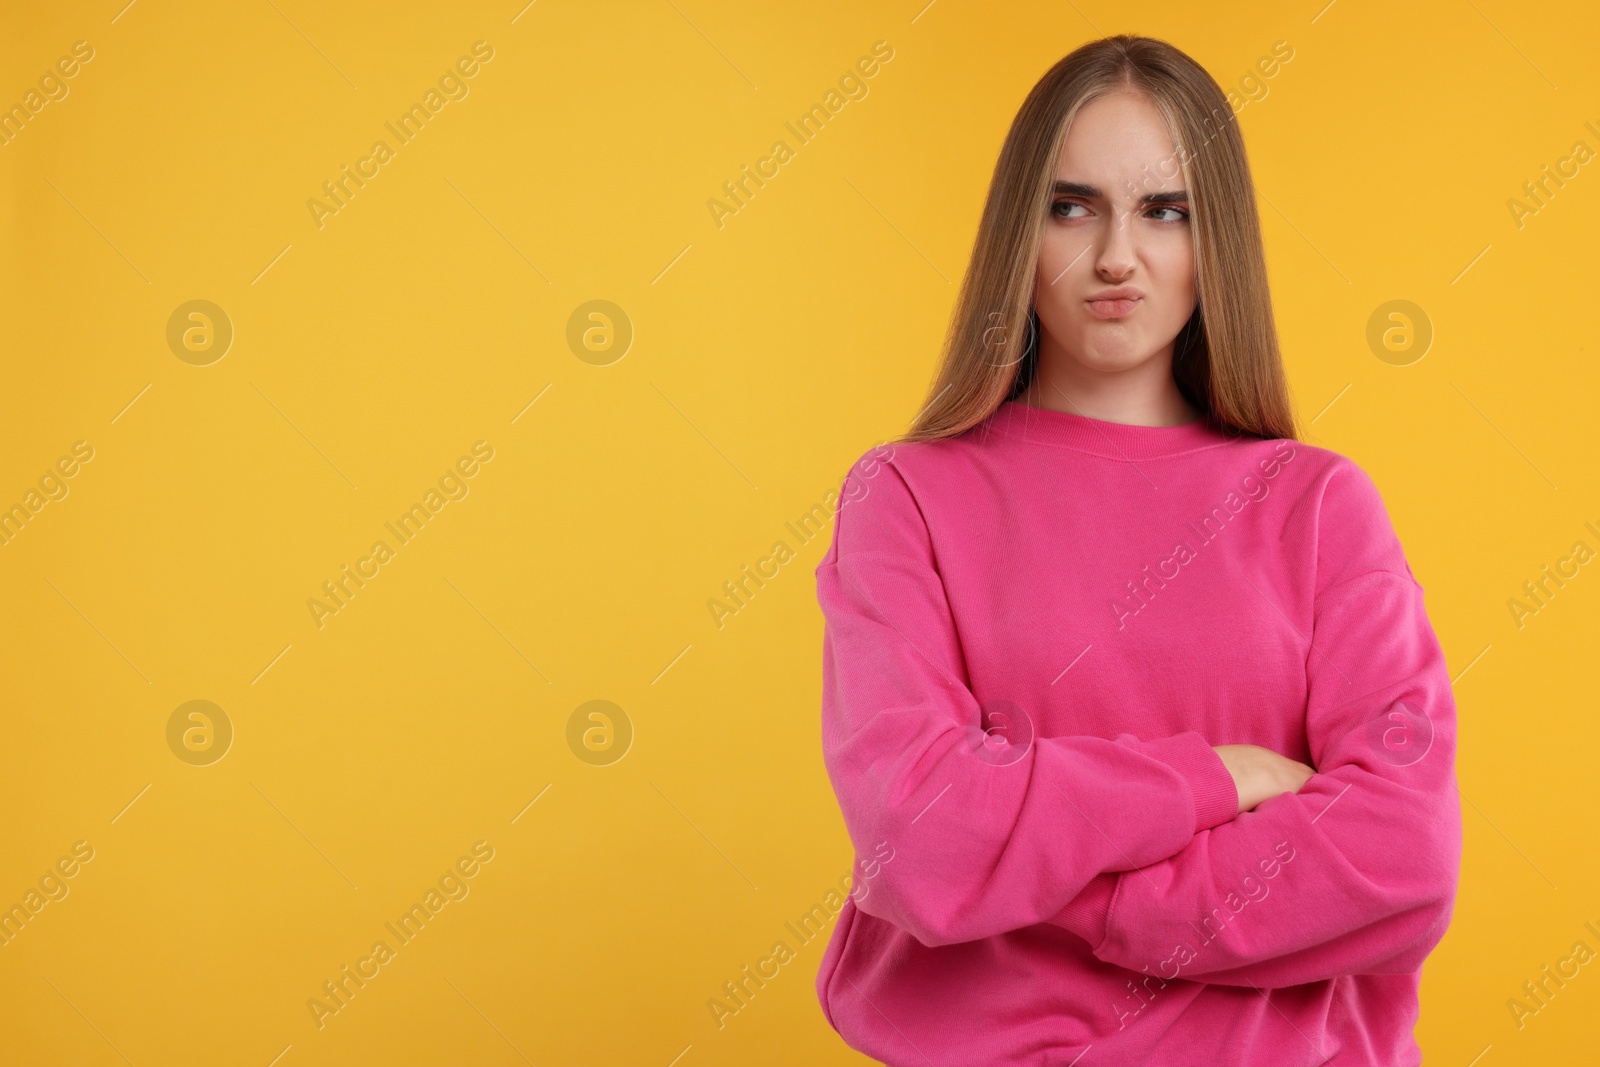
[
  {"x1": 1034, "y1": 235, "x2": 1085, "y2": 304},
  {"x1": 1037, "y1": 224, "x2": 1089, "y2": 274},
  {"x1": 1149, "y1": 239, "x2": 1196, "y2": 307},
  {"x1": 1030, "y1": 292, "x2": 1082, "y2": 355},
  {"x1": 1032, "y1": 251, "x2": 1077, "y2": 323}
]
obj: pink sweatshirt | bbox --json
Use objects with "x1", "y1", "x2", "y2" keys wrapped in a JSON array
[{"x1": 813, "y1": 399, "x2": 1462, "y2": 1066}]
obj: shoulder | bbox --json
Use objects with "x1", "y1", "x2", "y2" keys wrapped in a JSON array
[
  {"x1": 822, "y1": 432, "x2": 984, "y2": 569},
  {"x1": 835, "y1": 417, "x2": 1009, "y2": 509},
  {"x1": 838, "y1": 436, "x2": 949, "y2": 499},
  {"x1": 1280, "y1": 441, "x2": 1416, "y2": 593},
  {"x1": 826, "y1": 440, "x2": 933, "y2": 561},
  {"x1": 835, "y1": 408, "x2": 1017, "y2": 502}
]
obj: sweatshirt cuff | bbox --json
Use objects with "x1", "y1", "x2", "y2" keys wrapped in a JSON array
[
  {"x1": 1052, "y1": 871, "x2": 1118, "y2": 948},
  {"x1": 1140, "y1": 731, "x2": 1239, "y2": 833}
]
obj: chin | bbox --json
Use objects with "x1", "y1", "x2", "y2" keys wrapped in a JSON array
[{"x1": 1076, "y1": 338, "x2": 1154, "y2": 371}]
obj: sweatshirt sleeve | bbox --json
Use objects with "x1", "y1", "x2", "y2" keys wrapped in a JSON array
[
  {"x1": 817, "y1": 450, "x2": 1240, "y2": 949},
  {"x1": 1049, "y1": 457, "x2": 1463, "y2": 986}
]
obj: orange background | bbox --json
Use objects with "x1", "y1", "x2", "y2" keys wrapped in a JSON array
[{"x1": 1, "y1": 1, "x2": 1596, "y2": 1063}]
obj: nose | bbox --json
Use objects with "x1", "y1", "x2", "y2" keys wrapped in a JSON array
[{"x1": 1094, "y1": 203, "x2": 1137, "y2": 281}]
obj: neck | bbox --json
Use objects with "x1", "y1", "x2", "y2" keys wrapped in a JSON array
[{"x1": 1020, "y1": 340, "x2": 1200, "y2": 428}]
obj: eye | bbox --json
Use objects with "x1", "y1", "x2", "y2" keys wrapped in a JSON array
[
  {"x1": 1051, "y1": 199, "x2": 1088, "y2": 219},
  {"x1": 1149, "y1": 206, "x2": 1190, "y2": 222}
]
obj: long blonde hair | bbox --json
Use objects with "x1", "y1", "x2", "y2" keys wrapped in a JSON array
[{"x1": 903, "y1": 35, "x2": 1297, "y2": 443}]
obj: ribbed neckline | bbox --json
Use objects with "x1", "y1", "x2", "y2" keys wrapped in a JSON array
[{"x1": 981, "y1": 399, "x2": 1240, "y2": 460}]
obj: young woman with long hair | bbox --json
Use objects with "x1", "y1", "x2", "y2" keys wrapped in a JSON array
[{"x1": 813, "y1": 35, "x2": 1461, "y2": 1065}]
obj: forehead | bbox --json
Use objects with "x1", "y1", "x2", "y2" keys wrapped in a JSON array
[{"x1": 1053, "y1": 91, "x2": 1184, "y2": 194}]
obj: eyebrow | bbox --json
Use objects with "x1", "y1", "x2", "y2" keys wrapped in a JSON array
[{"x1": 1052, "y1": 180, "x2": 1188, "y2": 206}]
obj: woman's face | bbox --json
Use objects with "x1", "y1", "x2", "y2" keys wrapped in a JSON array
[{"x1": 1033, "y1": 91, "x2": 1196, "y2": 375}]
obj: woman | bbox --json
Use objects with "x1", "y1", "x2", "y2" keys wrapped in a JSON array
[{"x1": 813, "y1": 35, "x2": 1461, "y2": 1066}]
